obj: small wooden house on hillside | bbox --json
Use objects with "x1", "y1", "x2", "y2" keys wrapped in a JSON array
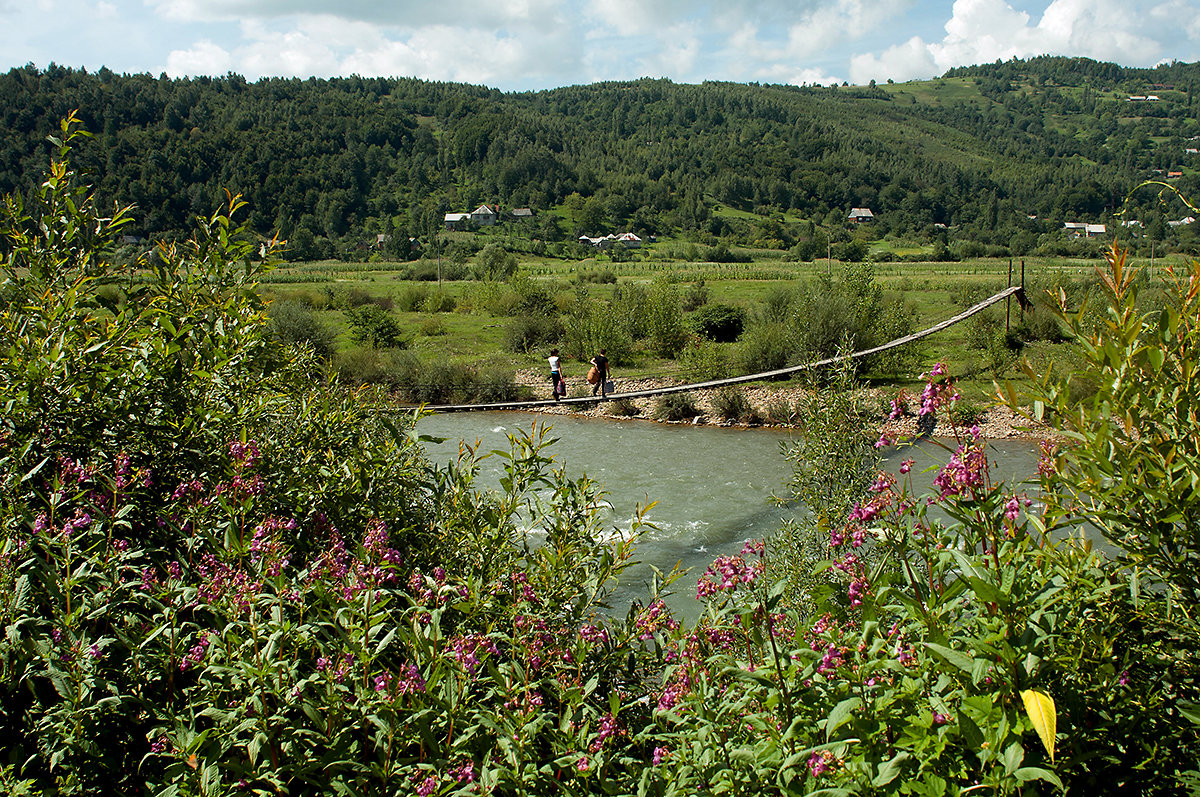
[{"x1": 470, "y1": 204, "x2": 500, "y2": 226}]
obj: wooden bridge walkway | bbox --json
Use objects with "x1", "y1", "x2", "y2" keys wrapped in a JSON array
[{"x1": 424, "y1": 285, "x2": 1028, "y2": 413}]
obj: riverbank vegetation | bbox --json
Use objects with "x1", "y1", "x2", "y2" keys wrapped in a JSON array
[{"x1": 3, "y1": 116, "x2": 1200, "y2": 795}]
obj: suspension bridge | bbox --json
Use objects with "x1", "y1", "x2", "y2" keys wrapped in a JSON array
[{"x1": 424, "y1": 285, "x2": 1029, "y2": 413}]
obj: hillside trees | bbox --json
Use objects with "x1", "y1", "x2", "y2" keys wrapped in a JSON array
[{"x1": 2, "y1": 59, "x2": 1200, "y2": 258}]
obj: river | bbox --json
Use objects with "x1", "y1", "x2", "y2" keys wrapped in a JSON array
[{"x1": 416, "y1": 411, "x2": 1041, "y2": 617}]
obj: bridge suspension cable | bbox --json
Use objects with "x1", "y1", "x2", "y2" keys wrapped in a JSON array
[{"x1": 423, "y1": 285, "x2": 1028, "y2": 413}]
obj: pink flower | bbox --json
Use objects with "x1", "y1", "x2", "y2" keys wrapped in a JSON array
[
  {"x1": 807, "y1": 751, "x2": 836, "y2": 777},
  {"x1": 576, "y1": 755, "x2": 590, "y2": 772},
  {"x1": 653, "y1": 746, "x2": 669, "y2": 765},
  {"x1": 899, "y1": 458, "x2": 914, "y2": 475},
  {"x1": 449, "y1": 760, "x2": 476, "y2": 784}
]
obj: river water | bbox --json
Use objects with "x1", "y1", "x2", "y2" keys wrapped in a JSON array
[{"x1": 417, "y1": 411, "x2": 1041, "y2": 616}]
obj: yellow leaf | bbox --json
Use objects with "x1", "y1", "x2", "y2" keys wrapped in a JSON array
[{"x1": 1021, "y1": 689, "x2": 1057, "y2": 762}]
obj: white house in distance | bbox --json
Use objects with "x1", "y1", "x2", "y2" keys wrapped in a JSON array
[
  {"x1": 443, "y1": 212, "x2": 470, "y2": 231},
  {"x1": 579, "y1": 232, "x2": 642, "y2": 249},
  {"x1": 470, "y1": 204, "x2": 500, "y2": 226},
  {"x1": 1063, "y1": 221, "x2": 1107, "y2": 238},
  {"x1": 848, "y1": 207, "x2": 874, "y2": 224}
]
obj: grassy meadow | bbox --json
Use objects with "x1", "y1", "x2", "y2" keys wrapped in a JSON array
[{"x1": 257, "y1": 241, "x2": 1186, "y2": 408}]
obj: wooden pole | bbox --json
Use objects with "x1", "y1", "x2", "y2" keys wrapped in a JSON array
[
  {"x1": 1020, "y1": 260, "x2": 1026, "y2": 325},
  {"x1": 1006, "y1": 258, "x2": 1013, "y2": 333}
]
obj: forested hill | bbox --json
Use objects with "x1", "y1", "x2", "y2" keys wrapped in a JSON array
[{"x1": 2, "y1": 56, "x2": 1198, "y2": 257}]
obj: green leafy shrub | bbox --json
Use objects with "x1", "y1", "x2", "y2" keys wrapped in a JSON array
[
  {"x1": 764, "y1": 398, "x2": 793, "y2": 425},
  {"x1": 576, "y1": 268, "x2": 617, "y2": 284},
  {"x1": 690, "y1": 302, "x2": 746, "y2": 342},
  {"x1": 605, "y1": 397, "x2": 641, "y2": 417},
  {"x1": 677, "y1": 338, "x2": 731, "y2": 381},
  {"x1": 268, "y1": 299, "x2": 336, "y2": 360},
  {"x1": 504, "y1": 313, "x2": 562, "y2": 354},
  {"x1": 712, "y1": 386, "x2": 758, "y2": 424},
  {"x1": 473, "y1": 243, "x2": 518, "y2": 281},
  {"x1": 347, "y1": 303, "x2": 406, "y2": 349},
  {"x1": 652, "y1": 392, "x2": 700, "y2": 421},
  {"x1": 645, "y1": 282, "x2": 688, "y2": 358},
  {"x1": 395, "y1": 284, "x2": 431, "y2": 312},
  {"x1": 680, "y1": 280, "x2": 709, "y2": 311},
  {"x1": 419, "y1": 317, "x2": 446, "y2": 336}
]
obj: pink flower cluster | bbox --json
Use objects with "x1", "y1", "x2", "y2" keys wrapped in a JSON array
[
  {"x1": 448, "y1": 634, "x2": 499, "y2": 676},
  {"x1": 197, "y1": 554, "x2": 261, "y2": 614},
  {"x1": 228, "y1": 439, "x2": 260, "y2": 470},
  {"x1": 589, "y1": 712, "x2": 621, "y2": 752},
  {"x1": 249, "y1": 516, "x2": 294, "y2": 577},
  {"x1": 316, "y1": 652, "x2": 355, "y2": 683},
  {"x1": 635, "y1": 600, "x2": 677, "y2": 640},
  {"x1": 932, "y1": 442, "x2": 988, "y2": 499},
  {"x1": 695, "y1": 543, "x2": 766, "y2": 599},
  {"x1": 917, "y1": 362, "x2": 959, "y2": 416},
  {"x1": 807, "y1": 750, "x2": 838, "y2": 777},
  {"x1": 180, "y1": 632, "x2": 211, "y2": 672},
  {"x1": 579, "y1": 623, "x2": 609, "y2": 645},
  {"x1": 1038, "y1": 440, "x2": 1058, "y2": 478},
  {"x1": 396, "y1": 662, "x2": 426, "y2": 695},
  {"x1": 449, "y1": 760, "x2": 476, "y2": 784}
]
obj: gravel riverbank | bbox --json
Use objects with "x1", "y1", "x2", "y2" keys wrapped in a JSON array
[{"x1": 512, "y1": 369, "x2": 1056, "y2": 442}]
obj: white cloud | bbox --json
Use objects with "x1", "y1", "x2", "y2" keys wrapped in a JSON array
[
  {"x1": 847, "y1": 0, "x2": 1199, "y2": 85},
  {"x1": 786, "y1": 0, "x2": 910, "y2": 57},
  {"x1": 165, "y1": 39, "x2": 235, "y2": 76},
  {"x1": 147, "y1": 0, "x2": 564, "y2": 29},
  {"x1": 850, "y1": 36, "x2": 937, "y2": 84}
]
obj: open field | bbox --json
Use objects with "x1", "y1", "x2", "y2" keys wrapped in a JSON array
[{"x1": 260, "y1": 246, "x2": 1188, "y2": 407}]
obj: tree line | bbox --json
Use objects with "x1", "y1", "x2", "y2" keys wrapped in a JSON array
[{"x1": 1, "y1": 56, "x2": 1199, "y2": 261}]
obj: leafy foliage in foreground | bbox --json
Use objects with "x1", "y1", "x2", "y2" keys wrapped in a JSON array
[{"x1": 2, "y1": 120, "x2": 1199, "y2": 795}]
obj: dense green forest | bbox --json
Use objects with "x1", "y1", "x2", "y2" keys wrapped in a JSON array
[{"x1": 2, "y1": 56, "x2": 1199, "y2": 260}]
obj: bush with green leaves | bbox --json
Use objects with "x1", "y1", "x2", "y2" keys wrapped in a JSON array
[
  {"x1": 711, "y1": 386, "x2": 758, "y2": 424},
  {"x1": 677, "y1": 337, "x2": 731, "y2": 381},
  {"x1": 504, "y1": 313, "x2": 562, "y2": 354},
  {"x1": 644, "y1": 281, "x2": 688, "y2": 358},
  {"x1": 472, "y1": 243, "x2": 518, "y2": 281},
  {"x1": 652, "y1": 393, "x2": 700, "y2": 422},
  {"x1": 561, "y1": 294, "x2": 633, "y2": 365},
  {"x1": 268, "y1": 299, "x2": 336, "y2": 360},
  {"x1": 346, "y1": 303, "x2": 406, "y2": 349},
  {"x1": 689, "y1": 302, "x2": 746, "y2": 342},
  {"x1": 604, "y1": 397, "x2": 641, "y2": 417}
]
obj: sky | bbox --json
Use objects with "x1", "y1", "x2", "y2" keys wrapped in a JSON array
[{"x1": 3, "y1": 0, "x2": 1199, "y2": 92}]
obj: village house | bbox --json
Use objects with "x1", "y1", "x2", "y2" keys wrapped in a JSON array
[
  {"x1": 509, "y1": 208, "x2": 533, "y2": 220},
  {"x1": 470, "y1": 204, "x2": 500, "y2": 226},
  {"x1": 578, "y1": 232, "x2": 642, "y2": 249},
  {"x1": 1063, "y1": 221, "x2": 1107, "y2": 238},
  {"x1": 443, "y1": 212, "x2": 470, "y2": 231},
  {"x1": 847, "y1": 207, "x2": 874, "y2": 224}
]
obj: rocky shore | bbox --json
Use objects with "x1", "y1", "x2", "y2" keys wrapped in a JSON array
[{"x1": 514, "y1": 369, "x2": 1056, "y2": 442}]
